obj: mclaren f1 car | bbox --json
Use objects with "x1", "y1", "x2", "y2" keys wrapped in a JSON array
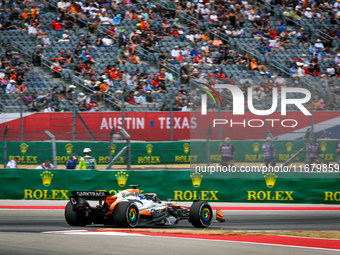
[{"x1": 65, "y1": 185, "x2": 225, "y2": 228}]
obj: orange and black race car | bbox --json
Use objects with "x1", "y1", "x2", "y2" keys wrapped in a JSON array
[{"x1": 65, "y1": 185, "x2": 225, "y2": 228}]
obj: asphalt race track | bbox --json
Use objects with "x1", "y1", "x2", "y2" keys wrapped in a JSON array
[{"x1": 0, "y1": 201, "x2": 339, "y2": 255}]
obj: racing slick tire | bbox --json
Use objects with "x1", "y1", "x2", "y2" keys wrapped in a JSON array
[
  {"x1": 189, "y1": 201, "x2": 213, "y2": 228},
  {"x1": 113, "y1": 201, "x2": 140, "y2": 228},
  {"x1": 65, "y1": 201, "x2": 87, "y2": 226}
]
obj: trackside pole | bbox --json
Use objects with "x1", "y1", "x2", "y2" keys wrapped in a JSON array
[
  {"x1": 20, "y1": 90, "x2": 26, "y2": 141},
  {"x1": 75, "y1": 110, "x2": 96, "y2": 141},
  {"x1": 206, "y1": 126, "x2": 213, "y2": 166},
  {"x1": 3, "y1": 125, "x2": 9, "y2": 168},
  {"x1": 106, "y1": 128, "x2": 131, "y2": 170},
  {"x1": 121, "y1": 129, "x2": 131, "y2": 170},
  {"x1": 170, "y1": 98, "x2": 173, "y2": 141},
  {"x1": 109, "y1": 127, "x2": 116, "y2": 162},
  {"x1": 283, "y1": 129, "x2": 329, "y2": 167},
  {"x1": 45, "y1": 130, "x2": 57, "y2": 168},
  {"x1": 72, "y1": 93, "x2": 76, "y2": 141}
]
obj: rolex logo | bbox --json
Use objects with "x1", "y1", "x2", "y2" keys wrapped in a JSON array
[
  {"x1": 146, "y1": 144, "x2": 153, "y2": 155},
  {"x1": 110, "y1": 144, "x2": 117, "y2": 154},
  {"x1": 264, "y1": 173, "x2": 277, "y2": 188},
  {"x1": 65, "y1": 143, "x2": 73, "y2": 154},
  {"x1": 20, "y1": 143, "x2": 29, "y2": 154},
  {"x1": 41, "y1": 171, "x2": 54, "y2": 187},
  {"x1": 320, "y1": 142, "x2": 327, "y2": 152},
  {"x1": 183, "y1": 143, "x2": 190, "y2": 154},
  {"x1": 286, "y1": 142, "x2": 293, "y2": 152},
  {"x1": 190, "y1": 172, "x2": 203, "y2": 188},
  {"x1": 253, "y1": 142, "x2": 260, "y2": 153},
  {"x1": 115, "y1": 171, "x2": 129, "y2": 187}
]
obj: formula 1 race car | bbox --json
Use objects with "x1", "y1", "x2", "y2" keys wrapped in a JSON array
[{"x1": 65, "y1": 185, "x2": 225, "y2": 228}]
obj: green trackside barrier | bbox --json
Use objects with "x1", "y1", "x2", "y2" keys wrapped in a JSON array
[
  {"x1": 1, "y1": 169, "x2": 340, "y2": 203},
  {"x1": 0, "y1": 140, "x2": 337, "y2": 166}
]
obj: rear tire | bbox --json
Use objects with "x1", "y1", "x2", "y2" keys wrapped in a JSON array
[
  {"x1": 189, "y1": 201, "x2": 213, "y2": 228},
  {"x1": 64, "y1": 201, "x2": 87, "y2": 226},
  {"x1": 113, "y1": 201, "x2": 139, "y2": 228}
]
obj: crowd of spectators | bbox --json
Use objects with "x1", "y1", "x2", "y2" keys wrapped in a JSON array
[{"x1": 1, "y1": 0, "x2": 340, "y2": 112}]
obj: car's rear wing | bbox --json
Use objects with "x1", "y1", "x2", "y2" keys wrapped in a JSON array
[{"x1": 71, "y1": 191, "x2": 110, "y2": 200}]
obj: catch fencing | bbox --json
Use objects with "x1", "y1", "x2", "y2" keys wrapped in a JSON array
[{"x1": 1, "y1": 140, "x2": 338, "y2": 169}]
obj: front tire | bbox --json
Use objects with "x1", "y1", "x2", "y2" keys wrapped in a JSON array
[
  {"x1": 189, "y1": 201, "x2": 213, "y2": 228},
  {"x1": 113, "y1": 201, "x2": 139, "y2": 228},
  {"x1": 64, "y1": 201, "x2": 87, "y2": 226}
]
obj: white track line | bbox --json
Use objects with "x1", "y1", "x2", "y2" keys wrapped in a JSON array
[{"x1": 42, "y1": 230, "x2": 340, "y2": 252}]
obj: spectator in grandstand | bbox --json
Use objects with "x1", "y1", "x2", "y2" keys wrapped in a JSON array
[
  {"x1": 32, "y1": 46, "x2": 44, "y2": 66},
  {"x1": 117, "y1": 51, "x2": 127, "y2": 64},
  {"x1": 6, "y1": 79, "x2": 17, "y2": 94},
  {"x1": 290, "y1": 64, "x2": 298, "y2": 77},
  {"x1": 327, "y1": 65, "x2": 336, "y2": 77},
  {"x1": 5, "y1": 45, "x2": 19, "y2": 60},
  {"x1": 67, "y1": 84, "x2": 76, "y2": 97},
  {"x1": 36, "y1": 160, "x2": 54, "y2": 169},
  {"x1": 54, "y1": 29, "x2": 63, "y2": 41},
  {"x1": 99, "y1": 80, "x2": 109, "y2": 100},
  {"x1": 309, "y1": 62, "x2": 321, "y2": 76},
  {"x1": 39, "y1": 33, "x2": 51, "y2": 47},
  {"x1": 59, "y1": 29, "x2": 71, "y2": 42},
  {"x1": 18, "y1": 81, "x2": 27, "y2": 94},
  {"x1": 249, "y1": 58, "x2": 269, "y2": 75},
  {"x1": 274, "y1": 74, "x2": 286, "y2": 86},
  {"x1": 304, "y1": 7, "x2": 313, "y2": 19},
  {"x1": 134, "y1": 91, "x2": 146, "y2": 105},
  {"x1": 162, "y1": 51, "x2": 179, "y2": 66},
  {"x1": 334, "y1": 54, "x2": 340, "y2": 65},
  {"x1": 28, "y1": 22, "x2": 38, "y2": 36},
  {"x1": 181, "y1": 103, "x2": 190, "y2": 111},
  {"x1": 6, "y1": 156, "x2": 19, "y2": 168},
  {"x1": 314, "y1": 48, "x2": 333, "y2": 62},
  {"x1": 88, "y1": 14, "x2": 101, "y2": 34},
  {"x1": 146, "y1": 90, "x2": 158, "y2": 104},
  {"x1": 296, "y1": 62, "x2": 305, "y2": 76},
  {"x1": 113, "y1": 90, "x2": 123, "y2": 105},
  {"x1": 44, "y1": 105, "x2": 55, "y2": 112},
  {"x1": 76, "y1": 92, "x2": 86, "y2": 105},
  {"x1": 130, "y1": 53, "x2": 143, "y2": 64},
  {"x1": 48, "y1": 18, "x2": 63, "y2": 31},
  {"x1": 0, "y1": 73, "x2": 8, "y2": 92},
  {"x1": 315, "y1": 39, "x2": 324, "y2": 50},
  {"x1": 253, "y1": 87, "x2": 266, "y2": 101},
  {"x1": 117, "y1": 29, "x2": 128, "y2": 46},
  {"x1": 102, "y1": 34, "x2": 113, "y2": 47},
  {"x1": 254, "y1": 42, "x2": 273, "y2": 54},
  {"x1": 29, "y1": 96, "x2": 39, "y2": 112}
]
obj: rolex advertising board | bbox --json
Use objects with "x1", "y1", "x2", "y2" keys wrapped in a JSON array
[
  {"x1": 1, "y1": 140, "x2": 338, "y2": 166},
  {"x1": 1, "y1": 169, "x2": 339, "y2": 204}
]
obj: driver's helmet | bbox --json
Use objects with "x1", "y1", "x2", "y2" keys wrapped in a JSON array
[
  {"x1": 139, "y1": 194, "x2": 145, "y2": 200},
  {"x1": 126, "y1": 189, "x2": 140, "y2": 197}
]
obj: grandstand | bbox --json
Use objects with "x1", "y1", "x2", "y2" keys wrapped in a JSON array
[{"x1": 0, "y1": 0, "x2": 340, "y2": 115}]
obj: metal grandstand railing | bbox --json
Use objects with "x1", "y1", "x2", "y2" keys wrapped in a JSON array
[
  {"x1": 255, "y1": 0, "x2": 332, "y2": 44},
  {"x1": 72, "y1": 75, "x2": 121, "y2": 110},
  {"x1": 46, "y1": 0, "x2": 89, "y2": 35},
  {"x1": 236, "y1": 42, "x2": 291, "y2": 76},
  {"x1": 11, "y1": 41, "x2": 63, "y2": 79},
  {"x1": 154, "y1": 0, "x2": 229, "y2": 45}
]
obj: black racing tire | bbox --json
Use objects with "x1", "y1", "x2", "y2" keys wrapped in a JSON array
[
  {"x1": 64, "y1": 201, "x2": 87, "y2": 226},
  {"x1": 189, "y1": 201, "x2": 213, "y2": 228},
  {"x1": 113, "y1": 201, "x2": 139, "y2": 228}
]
